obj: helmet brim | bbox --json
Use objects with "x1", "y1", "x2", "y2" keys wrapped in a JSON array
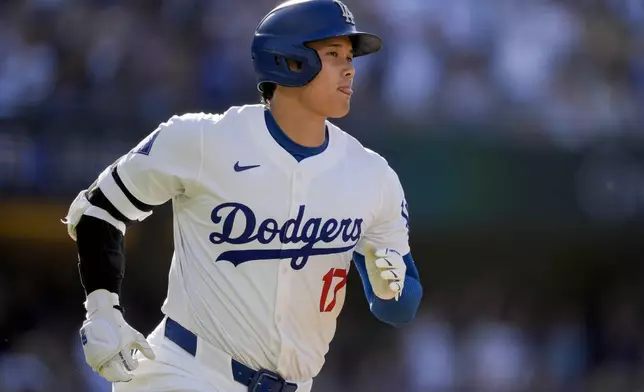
[
  {"x1": 348, "y1": 32, "x2": 383, "y2": 57},
  {"x1": 305, "y1": 31, "x2": 383, "y2": 58}
]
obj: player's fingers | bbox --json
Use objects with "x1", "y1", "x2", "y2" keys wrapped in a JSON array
[
  {"x1": 132, "y1": 331, "x2": 156, "y2": 360},
  {"x1": 374, "y1": 257, "x2": 398, "y2": 269},
  {"x1": 374, "y1": 248, "x2": 402, "y2": 258},
  {"x1": 374, "y1": 248, "x2": 389, "y2": 258},
  {"x1": 380, "y1": 269, "x2": 404, "y2": 281},
  {"x1": 389, "y1": 281, "x2": 403, "y2": 294},
  {"x1": 99, "y1": 357, "x2": 132, "y2": 383},
  {"x1": 116, "y1": 348, "x2": 139, "y2": 372}
]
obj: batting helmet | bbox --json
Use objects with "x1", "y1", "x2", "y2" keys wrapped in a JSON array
[{"x1": 251, "y1": 0, "x2": 382, "y2": 92}]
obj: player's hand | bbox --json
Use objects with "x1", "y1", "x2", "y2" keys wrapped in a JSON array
[
  {"x1": 364, "y1": 246, "x2": 406, "y2": 301},
  {"x1": 80, "y1": 289, "x2": 155, "y2": 382}
]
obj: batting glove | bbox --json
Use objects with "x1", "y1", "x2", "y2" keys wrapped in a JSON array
[
  {"x1": 364, "y1": 246, "x2": 406, "y2": 301},
  {"x1": 80, "y1": 289, "x2": 155, "y2": 382}
]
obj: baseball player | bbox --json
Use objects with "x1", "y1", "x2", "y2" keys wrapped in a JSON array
[{"x1": 63, "y1": 1, "x2": 423, "y2": 391}]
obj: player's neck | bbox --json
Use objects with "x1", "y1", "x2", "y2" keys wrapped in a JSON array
[{"x1": 268, "y1": 96, "x2": 326, "y2": 148}]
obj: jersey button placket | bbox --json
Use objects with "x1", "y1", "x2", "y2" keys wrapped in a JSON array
[
  {"x1": 275, "y1": 170, "x2": 305, "y2": 366},
  {"x1": 275, "y1": 172, "x2": 297, "y2": 325},
  {"x1": 284, "y1": 172, "x2": 308, "y2": 301}
]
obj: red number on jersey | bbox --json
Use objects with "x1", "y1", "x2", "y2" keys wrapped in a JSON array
[{"x1": 320, "y1": 268, "x2": 348, "y2": 312}]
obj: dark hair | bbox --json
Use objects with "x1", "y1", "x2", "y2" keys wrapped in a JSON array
[{"x1": 260, "y1": 83, "x2": 276, "y2": 106}]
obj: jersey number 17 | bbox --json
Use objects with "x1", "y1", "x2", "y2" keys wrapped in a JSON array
[{"x1": 319, "y1": 268, "x2": 347, "y2": 313}]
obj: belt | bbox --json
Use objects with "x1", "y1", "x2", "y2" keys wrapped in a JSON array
[{"x1": 164, "y1": 317, "x2": 298, "y2": 392}]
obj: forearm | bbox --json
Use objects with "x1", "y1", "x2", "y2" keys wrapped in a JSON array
[
  {"x1": 73, "y1": 177, "x2": 152, "y2": 296},
  {"x1": 368, "y1": 275, "x2": 422, "y2": 327},
  {"x1": 76, "y1": 214, "x2": 126, "y2": 295}
]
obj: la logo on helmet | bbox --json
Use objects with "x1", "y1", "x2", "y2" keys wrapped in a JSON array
[{"x1": 334, "y1": 0, "x2": 355, "y2": 25}]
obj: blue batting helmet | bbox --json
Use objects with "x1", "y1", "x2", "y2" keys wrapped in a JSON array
[{"x1": 251, "y1": 0, "x2": 383, "y2": 92}]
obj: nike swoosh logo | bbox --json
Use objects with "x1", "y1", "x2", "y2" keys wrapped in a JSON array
[{"x1": 234, "y1": 161, "x2": 261, "y2": 172}]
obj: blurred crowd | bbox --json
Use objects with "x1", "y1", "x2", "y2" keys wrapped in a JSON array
[
  {"x1": 4, "y1": 0, "x2": 644, "y2": 138},
  {"x1": 2, "y1": 0, "x2": 644, "y2": 391},
  {"x1": 1, "y1": 0, "x2": 644, "y2": 195}
]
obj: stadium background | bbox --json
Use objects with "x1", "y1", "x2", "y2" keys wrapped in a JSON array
[{"x1": 1, "y1": 0, "x2": 644, "y2": 391}]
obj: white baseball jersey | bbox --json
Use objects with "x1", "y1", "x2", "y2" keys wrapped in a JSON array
[{"x1": 77, "y1": 104, "x2": 410, "y2": 382}]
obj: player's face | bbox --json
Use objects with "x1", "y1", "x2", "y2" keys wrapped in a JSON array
[{"x1": 302, "y1": 37, "x2": 355, "y2": 118}]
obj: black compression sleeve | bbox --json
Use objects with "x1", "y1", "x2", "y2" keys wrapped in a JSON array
[{"x1": 75, "y1": 215, "x2": 125, "y2": 295}]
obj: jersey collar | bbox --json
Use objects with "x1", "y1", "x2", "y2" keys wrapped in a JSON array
[{"x1": 244, "y1": 105, "x2": 345, "y2": 177}]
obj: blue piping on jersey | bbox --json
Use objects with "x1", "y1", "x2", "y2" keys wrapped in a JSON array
[
  {"x1": 353, "y1": 252, "x2": 423, "y2": 327},
  {"x1": 264, "y1": 109, "x2": 328, "y2": 162}
]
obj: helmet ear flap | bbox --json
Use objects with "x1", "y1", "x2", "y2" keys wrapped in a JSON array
[{"x1": 252, "y1": 41, "x2": 321, "y2": 90}]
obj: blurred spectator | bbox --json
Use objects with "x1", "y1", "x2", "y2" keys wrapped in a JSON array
[{"x1": 402, "y1": 310, "x2": 456, "y2": 391}]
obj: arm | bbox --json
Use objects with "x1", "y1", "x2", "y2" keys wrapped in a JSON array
[
  {"x1": 355, "y1": 165, "x2": 423, "y2": 326},
  {"x1": 63, "y1": 113, "x2": 204, "y2": 382},
  {"x1": 75, "y1": 168, "x2": 154, "y2": 296},
  {"x1": 69, "y1": 113, "x2": 204, "y2": 296}
]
